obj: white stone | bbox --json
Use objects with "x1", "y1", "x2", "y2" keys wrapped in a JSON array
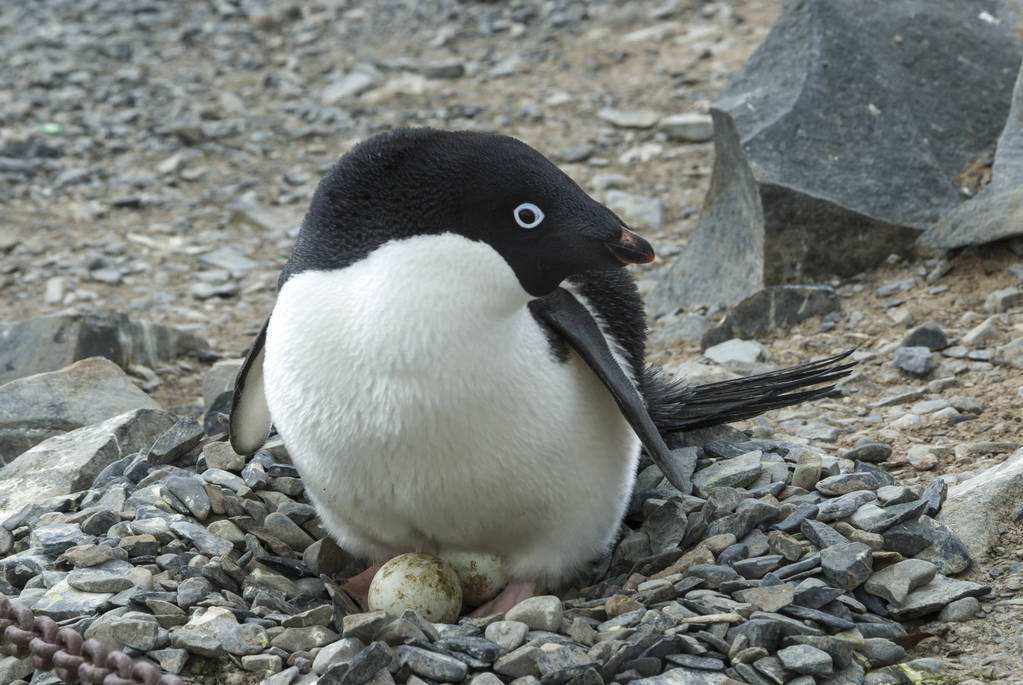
[{"x1": 704, "y1": 339, "x2": 767, "y2": 366}]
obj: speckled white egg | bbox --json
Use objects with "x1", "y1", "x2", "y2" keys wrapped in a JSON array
[
  {"x1": 367, "y1": 553, "x2": 462, "y2": 622},
  {"x1": 439, "y1": 551, "x2": 508, "y2": 606}
]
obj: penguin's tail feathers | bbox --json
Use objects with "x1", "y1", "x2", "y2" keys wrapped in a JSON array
[{"x1": 643, "y1": 350, "x2": 856, "y2": 435}]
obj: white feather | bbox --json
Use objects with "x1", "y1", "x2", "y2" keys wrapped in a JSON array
[{"x1": 262, "y1": 233, "x2": 640, "y2": 585}]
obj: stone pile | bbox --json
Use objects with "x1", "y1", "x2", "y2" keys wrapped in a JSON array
[{"x1": 0, "y1": 351, "x2": 986, "y2": 685}]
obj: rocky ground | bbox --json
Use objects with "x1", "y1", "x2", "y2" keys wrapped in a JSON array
[{"x1": 2, "y1": 0, "x2": 1023, "y2": 684}]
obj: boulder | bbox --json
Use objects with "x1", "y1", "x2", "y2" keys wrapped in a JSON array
[
  {"x1": 0, "y1": 358, "x2": 162, "y2": 462},
  {"x1": 0, "y1": 310, "x2": 206, "y2": 385},
  {"x1": 701, "y1": 286, "x2": 840, "y2": 349},
  {"x1": 651, "y1": 0, "x2": 1021, "y2": 313},
  {"x1": 922, "y1": 64, "x2": 1023, "y2": 249},
  {"x1": 939, "y1": 447, "x2": 1023, "y2": 560},
  {"x1": 0, "y1": 409, "x2": 176, "y2": 521}
]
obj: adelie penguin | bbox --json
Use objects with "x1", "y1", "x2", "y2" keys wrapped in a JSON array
[{"x1": 230, "y1": 128, "x2": 853, "y2": 615}]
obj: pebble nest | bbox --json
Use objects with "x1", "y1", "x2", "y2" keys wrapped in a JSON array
[{"x1": 0, "y1": 413, "x2": 984, "y2": 685}]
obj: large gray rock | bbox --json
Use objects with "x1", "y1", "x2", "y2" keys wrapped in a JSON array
[
  {"x1": 701, "y1": 286, "x2": 840, "y2": 349},
  {"x1": 651, "y1": 0, "x2": 1021, "y2": 313},
  {"x1": 939, "y1": 447, "x2": 1023, "y2": 561},
  {"x1": 0, "y1": 358, "x2": 162, "y2": 462},
  {"x1": 0, "y1": 408, "x2": 176, "y2": 521},
  {"x1": 922, "y1": 64, "x2": 1023, "y2": 249},
  {"x1": 0, "y1": 310, "x2": 206, "y2": 385}
]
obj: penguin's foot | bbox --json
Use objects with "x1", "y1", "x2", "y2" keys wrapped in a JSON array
[
  {"x1": 468, "y1": 579, "x2": 537, "y2": 618},
  {"x1": 342, "y1": 561, "x2": 387, "y2": 610}
]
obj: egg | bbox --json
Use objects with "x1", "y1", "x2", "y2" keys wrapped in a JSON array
[
  {"x1": 367, "y1": 553, "x2": 462, "y2": 622},
  {"x1": 439, "y1": 551, "x2": 508, "y2": 606}
]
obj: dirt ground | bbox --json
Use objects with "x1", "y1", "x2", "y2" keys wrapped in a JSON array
[{"x1": 2, "y1": 0, "x2": 1022, "y2": 681}]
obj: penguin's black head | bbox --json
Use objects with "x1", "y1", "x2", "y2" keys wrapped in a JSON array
[{"x1": 290, "y1": 128, "x2": 655, "y2": 297}]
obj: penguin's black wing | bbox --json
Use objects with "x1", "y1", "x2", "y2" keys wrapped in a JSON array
[
  {"x1": 529, "y1": 287, "x2": 689, "y2": 491},
  {"x1": 229, "y1": 318, "x2": 273, "y2": 455},
  {"x1": 547, "y1": 269, "x2": 855, "y2": 441}
]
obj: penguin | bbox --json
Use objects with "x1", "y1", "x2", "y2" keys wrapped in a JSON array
[{"x1": 229, "y1": 128, "x2": 853, "y2": 615}]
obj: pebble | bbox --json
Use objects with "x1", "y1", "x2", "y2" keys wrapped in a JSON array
[
  {"x1": 777, "y1": 644, "x2": 833, "y2": 675},
  {"x1": 484, "y1": 620, "x2": 529, "y2": 652},
  {"x1": 596, "y1": 108, "x2": 661, "y2": 129},
  {"x1": 893, "y1": 346, "x2": 936, "y2": 376},
  {"x1": 504, "y1": 595, "x2": 563, "y2": 632},
  {"x1": 937, "y1": 596, "x2": 981, "y2": 622},
  {"x1": 659, "y1": 113, "x2": 714, "y2": 142}
]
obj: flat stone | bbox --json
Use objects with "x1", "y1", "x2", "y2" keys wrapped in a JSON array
[
  {"x1": 0, "y1": 358, "x2": 163, "y2": 461},
  {"x1": 693, "y1": 450, "x2": 763, "y2": 494},
  {"x1": 170, "y1": 606, "x2": 268, "y2": 656},
  {"x1": 0, "y1": 408, "x2": 175, "y2": 521},
  {"x1": 842, "y1": 443, "x2": 891, "y2": 464},
  {"x1": 734, "y1": 584, "x2": 795, "y2": 612},
  {"x1": 816, "y1": 491, "x2": 877, "y2": 522},
  {"x1": 342, "y1": 611, "x2": 390, "y2": 642},
  {"x1": 864, "y1": 559, "x2": 937, "y2": 605},
  {"x1": 884, "y1": 516, "x2": 971, "y2": 575},
  {"x1": 242, "y1": 654, "x2": 283, "y2": 674},
  {"x1": 889, "y1": 575, "x2": 990, "y2": 620},
  {"x1": 858, "y1": 638, "x2": 906, "y2": 668},
  {"x1": 820, "y1": 542, "x2": 872, "y2": 590},
  {"x1": 164, "y1": 475, "x2": 211, "y2": 520},
  {"x1": 264, "y1": 512, "x2": 315, "y2": 551},
  {"x1": 801, "y1": 520, "x2": 849, "y2": 550},
  {"x1": 313, "y1": 637, "x2": 365, "y2": 674},
  {"x1": 147, "y1": 416, "x2": 203, "y2": 465},
  {"x1": 815, "y1": 472, "x2": 885, "y2": 496},
  {"x1": 849, "y1": 499, "x2": 927, "y2": 533},
  {"x1": 792, "y1": 578, "x2": 844, "y2": 609},
  {"x1": 84, "y1": 610, "x2": 161, "y2": 651},
  {"x1": 33, "y1": 579, "x2": 112, "y2": 621},
  {"x1": 777, "y1": 644, "x2": 833, "y2": 675},
  {"x1": 597, "y1": 108, "x2": 661, "y2": 129},
  {"x1": 271, "y1": 625, "x2": 339, "y2": 652},
  {"x1": 703, "y1": 340, "x2": 767, "y2": 367},
  {"x1": 322, "y1": 70, "x2": 377, "y2": 104},
  {"x1": 493, "y1": 643, "x2": 541, "y2": 678},
  {"x1": 170, "y1": 521, "x2": 233, "y2": 557},
  {"x1": 660, "y1": 112, "x2": 715, "y2": 142}
]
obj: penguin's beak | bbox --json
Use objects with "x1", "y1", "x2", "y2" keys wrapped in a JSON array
[{"x1": 605, "y1": 226, "x2": 655, "y2": 265}]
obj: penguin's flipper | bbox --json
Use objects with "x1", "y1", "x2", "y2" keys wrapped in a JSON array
[
  {"x1": 529, "y1": 288, "x2": 688, "y2": 492},
  {"x1": 229, "y1": 318, "x2": 273, "y2": 455}
]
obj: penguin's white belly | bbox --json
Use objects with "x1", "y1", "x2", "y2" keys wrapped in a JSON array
[{"x1": 262, "y1": 234, "x2": 640, "y2": 582}]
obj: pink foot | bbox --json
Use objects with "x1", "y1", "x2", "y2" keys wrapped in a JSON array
[
  {"x1": 468, "y1": 579, "x2": 537, "y2": 618},
  {"x1": 342, "y1": 561, "x2": 387, "y2": 610}
]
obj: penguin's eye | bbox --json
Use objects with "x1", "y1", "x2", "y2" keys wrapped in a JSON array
[{"x1": 513, "y1": 202, "x2": 545, "y2": 229}]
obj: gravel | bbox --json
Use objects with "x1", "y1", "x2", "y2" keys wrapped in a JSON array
[{"x1": 1, "y1": 0, "x2": 1020, "y2": 680}]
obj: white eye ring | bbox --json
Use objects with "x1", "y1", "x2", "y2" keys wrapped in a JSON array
[{"x1": 513, "y1": 202, "x2": 545, "y2": 229}]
